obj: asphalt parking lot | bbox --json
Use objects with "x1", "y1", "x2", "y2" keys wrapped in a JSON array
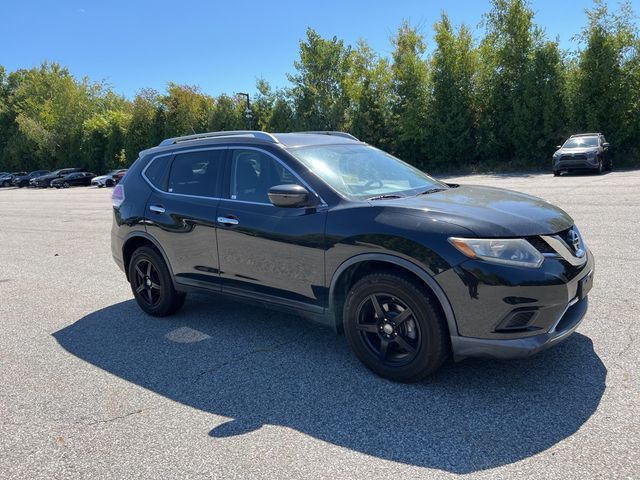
[{"x1": 1, "y1": 170, "x2": 638, "y2": 480}]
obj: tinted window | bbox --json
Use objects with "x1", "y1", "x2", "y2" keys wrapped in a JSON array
[
  {"x1": 230, "y1": 149, "x2": 295, "y2": 203},
  {"x1": 168, "y1": 149, "x2": 223, "y2": 197},
  {"x1": 145, "y1": 155, "x2": 172, "y2": 190}
]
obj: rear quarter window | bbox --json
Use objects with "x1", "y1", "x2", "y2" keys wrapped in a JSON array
[{"x1": 144, "y1": 155, "x2": 172, "y2": 190}]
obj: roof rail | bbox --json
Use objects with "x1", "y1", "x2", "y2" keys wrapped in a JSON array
[
  {"x1": 297, "y1": 131, "x2": 360, "y2": 141},
  {"x1": 158, "y1": 130, "x2": 279, "y2": 147}
]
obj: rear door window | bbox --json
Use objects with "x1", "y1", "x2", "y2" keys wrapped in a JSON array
[{"x1": 168, "y1": 149, "x2": 225, "y2": 198}]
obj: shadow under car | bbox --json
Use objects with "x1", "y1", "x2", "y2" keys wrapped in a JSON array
[{"x1": 53, "y1": 295, "x2": 606, "y2": 474}]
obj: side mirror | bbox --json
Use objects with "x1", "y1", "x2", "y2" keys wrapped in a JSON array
[
  {"x1": 556, "y1": 145, "x2": 562, "y2": 149},
  {"x1": 602, "y1": 142, "x2": 610, "y2": 148},
  {"x1": 268, "y1": 184, "x2": 313, "y2": 208}
]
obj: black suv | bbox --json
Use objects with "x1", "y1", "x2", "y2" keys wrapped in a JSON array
[
  {"x1": 553, "y1": 133, "x2": 611, "y2": 176},
  {"x1": 111, "y1": 131, "x2": 594, "y2": 382}
]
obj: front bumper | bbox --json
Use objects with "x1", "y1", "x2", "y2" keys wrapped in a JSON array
[
  {"x1": 437, "y1": 248, "x2": 594, "y2": 360},
  {"x1": 554, "y1": 157, "x2": 598, "y2": 171},
  {"x1": 451, "y1": 296, "x2": 588, "y2": 359}
]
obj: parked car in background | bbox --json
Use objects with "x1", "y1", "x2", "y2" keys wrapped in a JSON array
[
  {"x1": 112, "y1": 170, "x2": 127, "y2": 184},
  {"x1": 552, "y1": 133, "x2": 611, "y2": 176},
  {"x1": 91, "y1": 169, "x2": 127, "y2": 188},
  {"x1": 112, "y1": 130, "x2": 594, "y2": 382},
  {"x1": 51, "y1": 172, "x2": 96, "y2": 188},
  {"x1": 32, "y1": 168, "x2": 85, "y2": 188},
  {"x1": 0, "y1": 172, "x2": 27, "y2": 187},
  {"x1": 12, "y1": 170, "x2": 50, "y2": 188}
]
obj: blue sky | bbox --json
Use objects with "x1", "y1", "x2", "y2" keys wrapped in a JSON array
[{"x1": 2, "y1": 0, "x2": 637, "y2": 98}]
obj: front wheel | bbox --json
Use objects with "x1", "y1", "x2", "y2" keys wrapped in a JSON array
[
  {"x1": 2, "y1": 181, "x2": 9, "y2": 187},
  {"x1": 343, "y1": 273, "x2": 450, "y2": 382},
  {"x1": 128, "y1": 246, "x2": 186, "y2": 317}
]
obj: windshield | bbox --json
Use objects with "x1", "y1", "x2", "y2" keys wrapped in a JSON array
[
  {"x1": 563, "y1": 136, "x2": 599, "y2": 148},
  {"x1": 288, "y1": 144, "x2": 446, "y2": 199}
]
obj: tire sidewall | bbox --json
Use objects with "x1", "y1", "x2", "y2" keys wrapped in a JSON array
[
  {"x1": 128, "y1": 246, "x2": 182, "y2": 317},
  {"x1": 343, "y1": 274, "x2": 448, "y2": 382}
]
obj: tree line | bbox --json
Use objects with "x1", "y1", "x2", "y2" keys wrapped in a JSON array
[{"x1": 1, "y1": 0, "x2": 638, "y2": 175}]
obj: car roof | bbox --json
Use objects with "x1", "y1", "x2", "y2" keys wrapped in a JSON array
[
  {"x1": 140, "y1": 130, "x2": 361, "y2": 157},
  {"x1": 570, "y1": 133, "x2": 601, "y2": 137}
]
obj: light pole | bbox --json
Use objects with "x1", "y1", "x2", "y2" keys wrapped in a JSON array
[{"x1": 237, "y1": 92, "x2": 252, "y2": 130}]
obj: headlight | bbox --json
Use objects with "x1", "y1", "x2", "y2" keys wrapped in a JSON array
[{"x1": 449, "y1": 237, "x2": 544, "y2": 268}]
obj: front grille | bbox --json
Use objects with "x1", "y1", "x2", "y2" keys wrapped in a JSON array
[
  {"x1": 560, "y1": 154, "x2": 587, "y2": 161},
  {"x1": 556, "y1": 227, "x2": 574, "y2": 247},
  {"x1": 527, "y1": 236, "x2": 555, "y2": 254}
]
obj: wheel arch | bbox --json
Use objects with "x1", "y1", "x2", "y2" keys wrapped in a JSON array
[
  {"x1": 121, "y1": 232, "x2": 177, "y2": 288},
  {"x1": 328, "y1": 253, "x2": 458, "y2": 337}
]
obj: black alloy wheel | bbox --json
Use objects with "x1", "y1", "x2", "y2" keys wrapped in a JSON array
[
  {"x1": 355, "y1": 293, "x2": 421, "y2": 367},
  {"x1": 128, "y1": 246, "x2": 186, "y2": 316},
  {"x1": 343, "y1": 273, "x2": 450, "y2": 382},
  {"x1": 133, "y1": 258, "x2": 162, "y2": 309}
]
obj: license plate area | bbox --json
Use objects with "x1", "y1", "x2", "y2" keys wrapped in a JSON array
[{"x1": 577, "y1": 270, "x2": 594, "y2": 299}]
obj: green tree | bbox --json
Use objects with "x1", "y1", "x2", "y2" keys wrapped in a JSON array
[
  {"x1": 162, "y1": 83, "x2": 213, "y2": 137},
  {"x1": 345, "y1": 41, "x2": 393, "y2": 149},
  {"x1": 208, "y1": 94, "x2": 245, "y2": 131},
  {"x1": 288, "y1": 28, "x2": 352, "y2": 131},
  {"x1": 125, "y1": 89, "x2": 161, "y2": 159},
  {"x1": 427, "y1": 14, "x2": 478, "y2": 169},
  {"x1": 572, "y1": 0, "x2": 638, "y2": 161},
  {"x1": 390, "y1": 21, "x2": 430, "y2": 166}
]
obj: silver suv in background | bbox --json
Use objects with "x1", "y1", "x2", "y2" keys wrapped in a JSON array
[{"x1": 552, "y1": 133, "x2": 611, "y2": 176}]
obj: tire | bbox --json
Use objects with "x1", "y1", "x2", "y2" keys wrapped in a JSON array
[
  {"x1": 2, "y1": 181, "x2": 9, "y2": 187},
  {"x1": 343, "y1": 273, "x2": 450, "y2": 382},
  {"x1": 97, "y1": 183, "x2": 104, "y2": 188},
  {"x1": 553, "y1": 171, "x2": 560, "y2": 177},
  {"x1": 128, "y1": 246, "x2": 186, "y2": 317},
  {"x1": 63, "y1": 182, "x2": 70, "y2": 188},
  {"x1": 597, "y1": 159, "x2": 603, "y2": 174}
]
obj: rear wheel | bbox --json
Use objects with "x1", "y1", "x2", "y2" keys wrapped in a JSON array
[
  {"x1": 128, "y1": 246, "x2": 186, "y2": 317},
  {"x1": 343, "y1": 273, "x2": 450, "y2": 382}
]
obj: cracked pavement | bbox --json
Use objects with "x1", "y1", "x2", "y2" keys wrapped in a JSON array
[{"x1": 0, "y1": 170, "x2": 638, "y2": 479}]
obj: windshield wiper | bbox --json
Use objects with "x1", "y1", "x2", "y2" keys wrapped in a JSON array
[
  {"x1": 417, "y1": 188, "x2": 447, "y2": 196},
  {"x1": 367, "y1": 194, "x2": 403, "y2": 201}
]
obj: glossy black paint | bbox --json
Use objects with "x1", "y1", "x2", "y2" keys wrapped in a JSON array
[
  {"x1": 111, "y1": 133, "x2": 594, "y2": 358},
  {"x1": 51, "y1": 172, "x2": 96, "y2": 188},
  {"x1": 32, "y1": 168, "x2": 85, "y2": 187}
]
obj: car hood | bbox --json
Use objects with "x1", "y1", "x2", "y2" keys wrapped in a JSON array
[
  {"x1": 556, "y1": 147, "x2": 598, "y2": 155},
  {"x1": 384, "y1": 185, "x2": 573, "y2": 237},
  {"x1": 92, "y1": 175, "x2": 109, "y2": 181}
]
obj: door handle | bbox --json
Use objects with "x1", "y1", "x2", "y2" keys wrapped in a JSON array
[
  {"x1": 217, "y1": 216, "x2": 239, "y2": 226},
  {"x1": 149, "y1": 204, "x2": 166, "y2": 214}
]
